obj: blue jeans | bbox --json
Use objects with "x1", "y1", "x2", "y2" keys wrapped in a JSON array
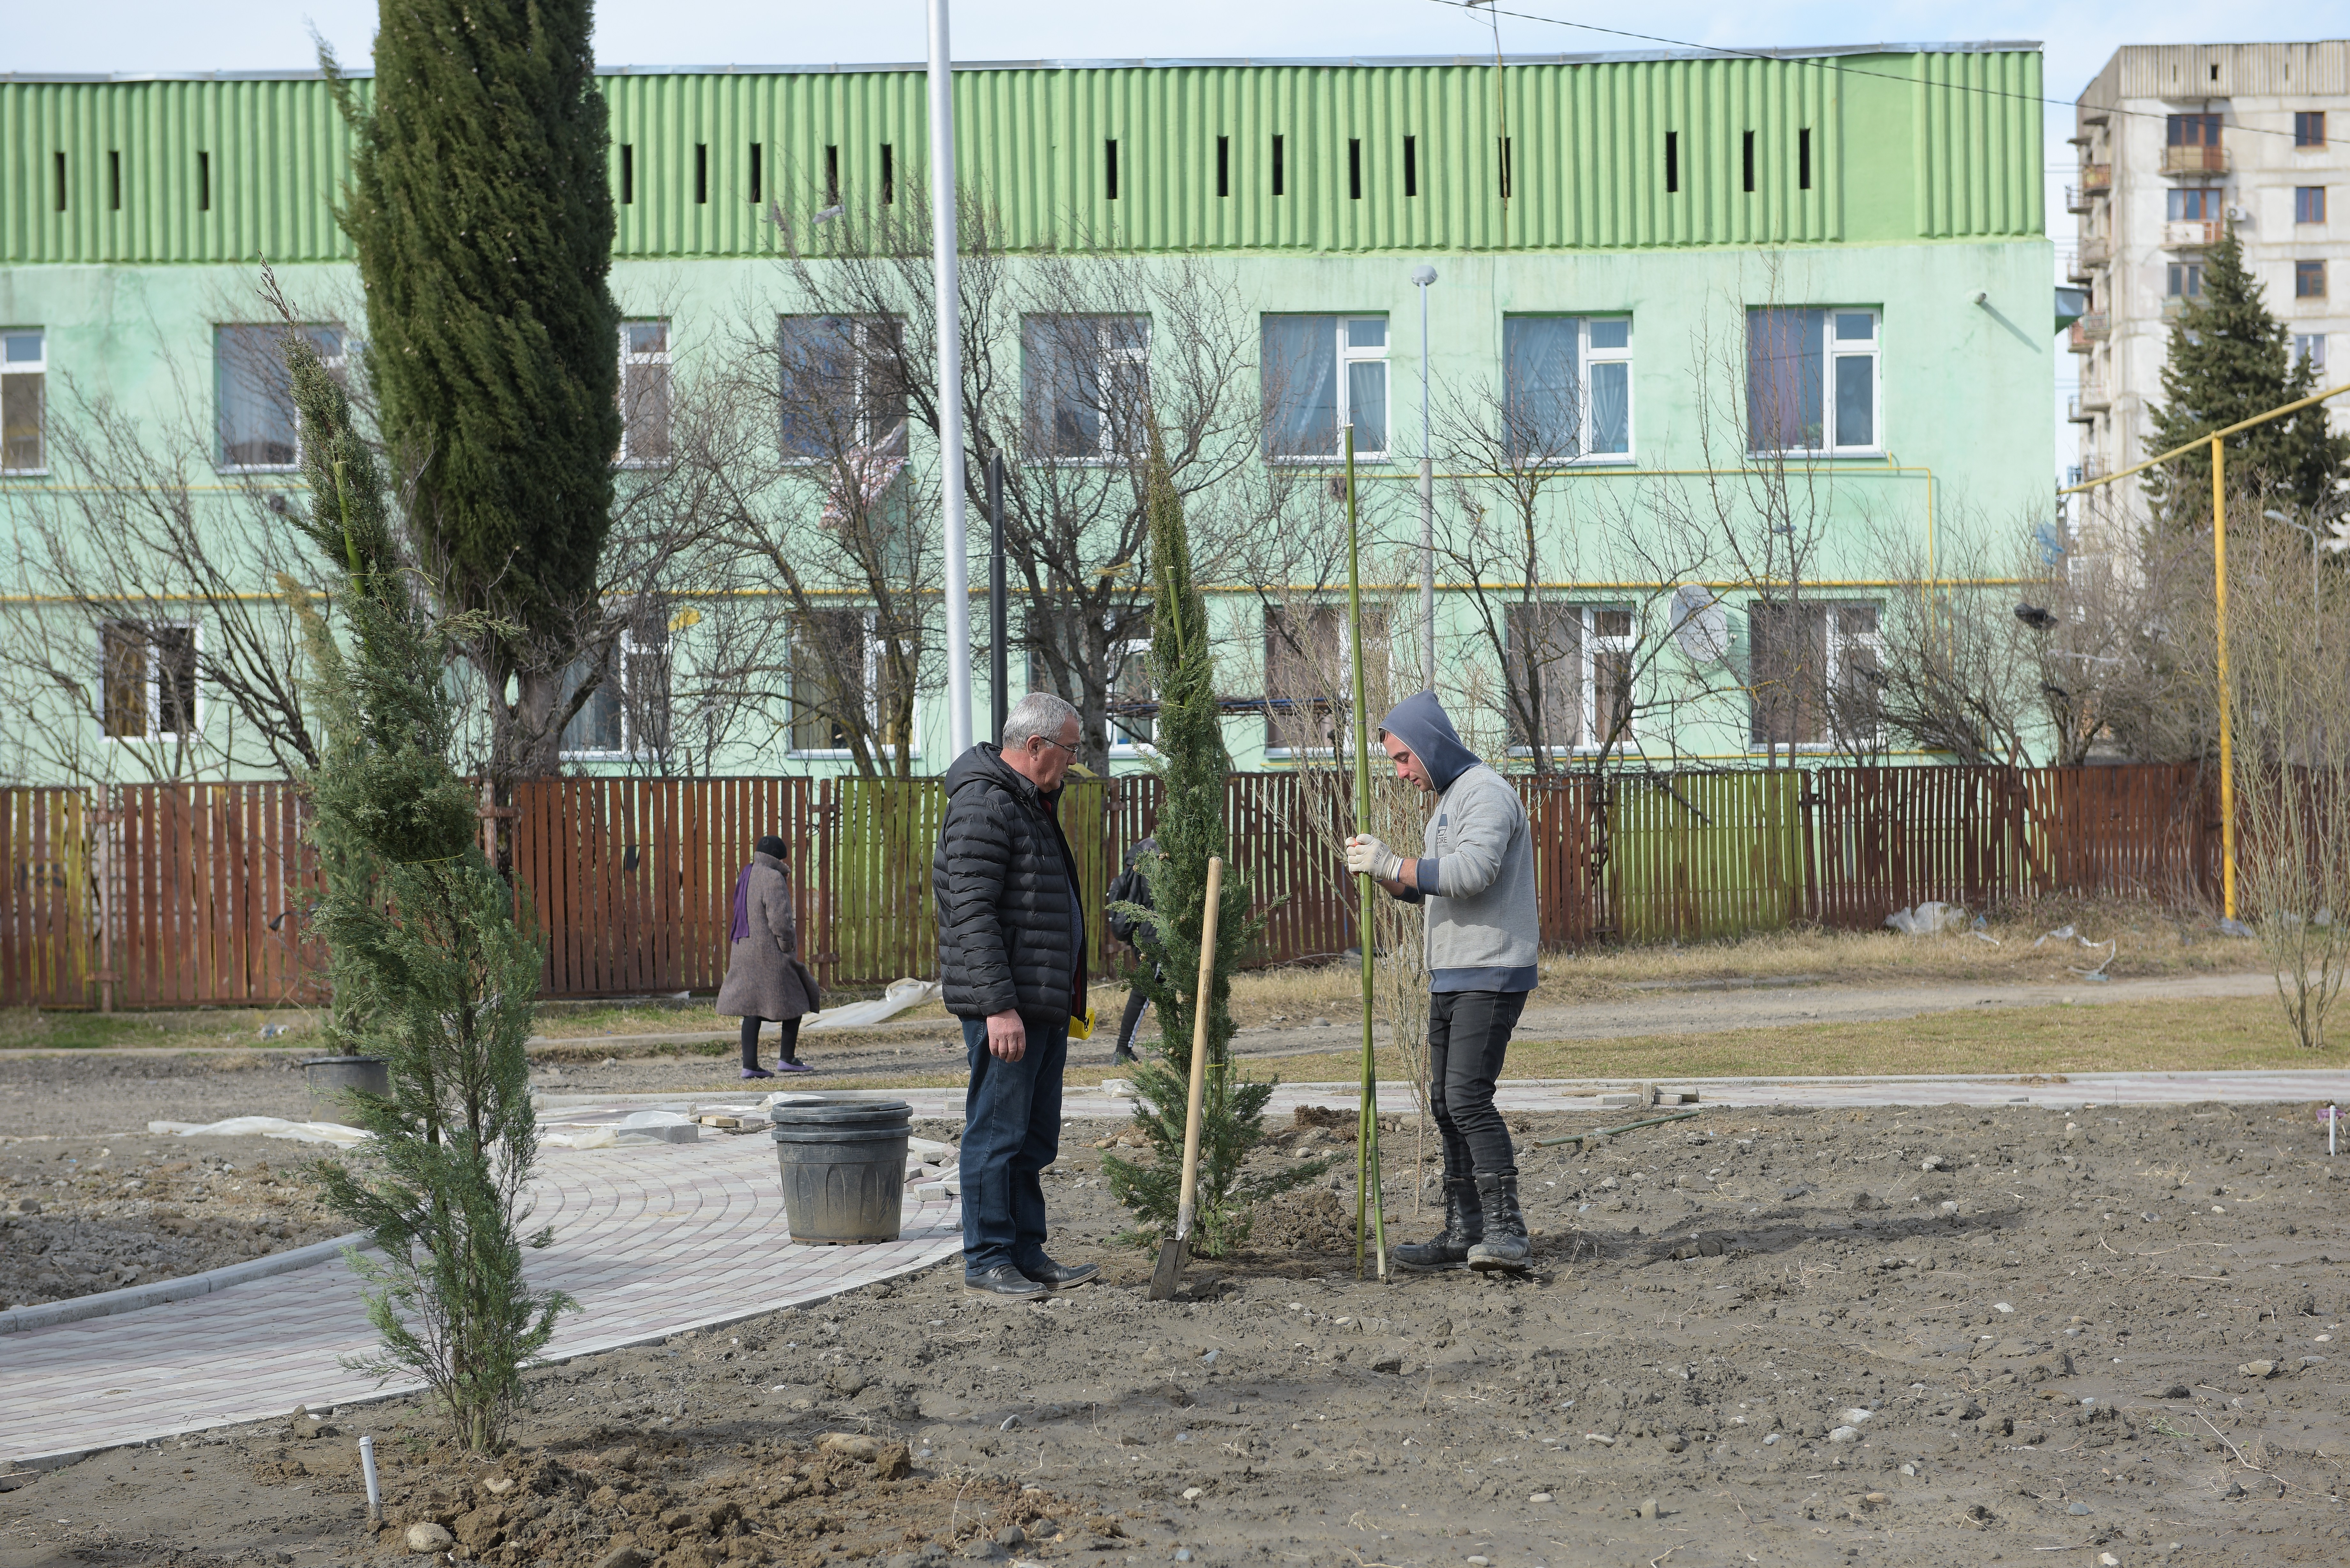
[{"x1": 959, "y1": 1015, "x2": 1069, "y2": 1274}]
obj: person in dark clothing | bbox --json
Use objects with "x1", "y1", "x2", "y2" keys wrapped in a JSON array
[
  {"x1": 716, "y1": 836, "x2": 820, "y2": 1077},
  {"x1": 933, "y1": 692, "x2": 1101, "y2": 1300},
  {"x1": 1344, "y1": 691, "x2": 1541, "y2": 1275},
  {"x1": 1104, "y1": 835, "x2": 1160, "y2": 1065}
]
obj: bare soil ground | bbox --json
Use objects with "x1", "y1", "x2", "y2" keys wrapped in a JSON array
[{"x1": 5, "y1": 1100, "x2": 2349, "y2": 1568}]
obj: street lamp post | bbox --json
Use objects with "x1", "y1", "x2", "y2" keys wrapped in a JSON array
[
  {"x1": 1410, "y1": 264, "x2": 1438, "y2": 688},
  {"x1": 928, "y1": 0, "x2": 974, "y2": 755}
]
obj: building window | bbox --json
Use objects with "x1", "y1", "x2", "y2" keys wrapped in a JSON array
[
  {"x1": 2168, "y1": 187, "x2": 2222, "y2": 221},
  {"x1": 617, "y1": 320, "x2": 671, "y2": 466},
  {"x1": 789, "y1": 609, "x2": 912, "y2": 755},
  {"x1": 101, "y1": 621, "x2": 198, "y2": 740},
  {"x1": 2166, "y1": 262, "x2": 2205, "y2": 298},
  {"x1": 2293, "y1": 334, "x2": 2327, "y2": 373},
  {"x1": 1261, "y1": 315, "x2": 1388, "y2": 461},
  {"x1": 2296, "y1": 111, "x2": 2327, "y2": 149},
  {"x1": 1747, "y1": 601, "x2": 1880, "y2": 751},
  {"x1": 1263, "y1": 602, "x2": 1386, "y2": 755},
  {"x1": 2296, "y1": 187, "x2": 2327, "y2": 225},
  {"x1": 779, "y1": 315, "x2": 907, "y2": 462},
  {"x1": 1108, "y1": 637, "x2": 1155, "y2": 751},
  {"x1": 1022, "y1": 315, "x2": 1150, "y2": 461},
  {"x1": 1, "y1": 328, "x2": 45, "y2": 474},
  {"x1": 1503, "y1": 602, "x2": 1635, "y2": 753},
  {"x1": 560, "y1": 625, "x2": 672, "y2": 759},
  {"x1": 2167, "y1": 113, "x2": 2222, "y2": 148},
  {"x1": 1745, "y1": 308, "x2": 1879, "y2": 455},
  {"x1": 1503, "y1": 316, "x2": 1632, "y2": 463},
  {"x1": 2298, "y1": 261, "x2": 2329, "y2": 300},
  {"x1": 216, "y1": 324, "x2": 343, "y2": 471}
]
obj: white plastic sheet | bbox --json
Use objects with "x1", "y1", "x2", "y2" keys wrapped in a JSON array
[
  {"x1": 149, "y1": 1116, "x2": 370, "y2": 1147},
  {"x1": 800, "y1": 976, "x2": 942, "y2": 1033}
]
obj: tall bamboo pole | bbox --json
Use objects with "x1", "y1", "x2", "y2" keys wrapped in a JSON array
[
  {"x1": 1344, "y1": 426, "x2": 1389, "y2": 1280},
  {"x1": 2212, "y1": 435, "x2": 2236, "y2": 921}
]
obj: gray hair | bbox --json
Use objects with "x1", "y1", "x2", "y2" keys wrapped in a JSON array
[{"x1": 1001, "y1": 691, "x2": 1080, "y2": 750}]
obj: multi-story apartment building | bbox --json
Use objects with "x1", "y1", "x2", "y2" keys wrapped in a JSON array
[
  {"x1": 2068, "y1": 41, "x2": 2349, "y2": 497},
  {"x1": 0, "y1": 46, "x2": 2056, "y2": 781}
]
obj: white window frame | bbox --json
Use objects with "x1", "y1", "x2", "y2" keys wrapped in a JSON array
[
  {"x1": 1261, "y1": 314, "x2": 1390, "y2": 463},
  {"x1": 1107, "y1": 636, "x2": 1156, "y2": 756},
  {"x1": 1503, "y1": 603, "x2": 1638, "y2": 757},
  {"x1": 1, "y1": 327, "x2": 47, "y2": 475},
  {"x1": 215, "y1": 323, "x2": 345, "y2": 474},
  {"x1": 1022, "y1": 313, "x2": 1151, "y2": 465},
  {"x1": 1261, "y1": 601, "x2": 1394, "y2": 761},
  {"x1": 1502, "y1": 315, "x2": 1634, "y2": 466},
  {"x1": 1745, "y1": 599, "x2": 1884, "y2": 754},
  {"x1": 558, "y1": 628, "x2": 670, "y2": 761},
  {"x1": 787, "y1": 609, "x2": 919, "y2": 762},
  {"x1": 99, "y1": 620, "x2": 201, "y2": 742},
  {"x1": 1746, "y1": 307, "x2": 1883, "y2": 459},
  {"x1": 2294, "y1": 333, "x2": 2327, "y2": 373},
  {"x1": 617, "y1": 319, "x2": 672, "y2": 468},
  {"x1": 778, "y1": 314, "x2": 906, "y2": 464},
  {"x1": 2166, "y1": 262, "x2": 2205, "y2": 299}
]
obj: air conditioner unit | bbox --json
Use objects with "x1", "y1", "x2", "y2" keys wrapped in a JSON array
[{"x1": 2226, "y1": 206, "x2": 2252, "y2": 222}]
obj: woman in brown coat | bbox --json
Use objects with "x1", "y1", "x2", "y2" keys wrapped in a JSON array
[{"x1": 717, "y1": 836, "x2": 819, "y2": 1076}]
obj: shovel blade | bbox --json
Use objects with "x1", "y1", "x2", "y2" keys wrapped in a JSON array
[{"x1": 1146, "y1": 1234, "x2": 1190, "y2": 1300}]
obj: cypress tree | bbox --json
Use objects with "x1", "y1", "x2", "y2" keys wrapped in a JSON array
[
  {"x1": 2144, "y1": 225, "x2": 2347, "y2": 522},
  {"x1": 327, "y1": 0, "x2": 621, "y2": 773},
  {"x1": 1103, "y1": 440, "x2": 1323, "y2": 1255},
  {"x1": 279, "y1": 325, "x2": 572, "y2": 1453}
]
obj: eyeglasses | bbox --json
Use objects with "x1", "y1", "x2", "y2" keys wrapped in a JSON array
[{"x1": 1035, "y1": 734, "x2": 1080, "y2": 757}]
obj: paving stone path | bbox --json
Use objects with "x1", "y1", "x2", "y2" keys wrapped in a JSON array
[
  {"x1": 8, "y1": 1068, "x2": 2345, "y2": 1471},
  {"x1": 0, "y1": 1132, "x2": 957, "y2": 1469}
]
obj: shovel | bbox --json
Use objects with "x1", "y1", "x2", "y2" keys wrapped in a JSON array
[{"x1": 1148, "y1": 855, "x2": 1225, "y2": 1301}]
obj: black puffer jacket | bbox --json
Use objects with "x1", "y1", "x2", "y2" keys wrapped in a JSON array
[{"x1": 933, "y1": 744, "x2": 1089, "y2": 1025}]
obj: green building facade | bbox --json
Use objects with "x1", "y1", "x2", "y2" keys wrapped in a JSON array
[{"x1": 0, "y1": 45, "x2": 2056, "y2": 782}]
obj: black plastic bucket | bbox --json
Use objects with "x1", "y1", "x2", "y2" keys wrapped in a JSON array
[{"x1": 770, "y1": 1100, "x2": 914, "y2": 1244}]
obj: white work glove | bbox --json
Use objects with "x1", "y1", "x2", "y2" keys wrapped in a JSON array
[{"x1": 1344, "y1": 834, "x2": 1404, "y2": 881}]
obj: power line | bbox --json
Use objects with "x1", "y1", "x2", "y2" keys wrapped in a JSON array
[{"x1": 1431, "y1": 3, "x2": 2308, "y2": 143}]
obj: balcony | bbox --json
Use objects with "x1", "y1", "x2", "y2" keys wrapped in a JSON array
[
  {"x1": 2161, "y1": 296, "x2": 2195, "y2": 322},
  {"x1": 2162, "y1": 145, "x2": 2228, "y2": 177},
  {"x1": 2078, "y1": 235, "x2": 2111, "y2": 270},
  {"x1": 2067, "y1": 388, "x2": 2112, "y2": 423},
  {"x1": 2079, "y1": 163, "x2": 2111, "y2": 194},
  {"x1": 2163, "y1": 219, "x2": 2223, "y2": 249},
  {"x1": 2065, "y1": 185, "x2": 2097, "y2": 214},
  {"x1": 2067, "y1": 313, "x2": 2110, "y2": 352}
]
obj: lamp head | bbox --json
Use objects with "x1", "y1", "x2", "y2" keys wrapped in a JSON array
[{"x1": 1410, "y1": 265, "x2": 1438, "y2": 288}]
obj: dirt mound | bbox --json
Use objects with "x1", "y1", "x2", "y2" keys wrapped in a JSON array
[
  {"x1": 345, "y1": 1429, "x2": 1094, "y2": 1568},
  {"x1": 1239, "y1": 1183, "x2": 1356, "y2": 1258}
]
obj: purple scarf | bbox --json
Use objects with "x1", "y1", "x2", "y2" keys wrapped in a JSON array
[{"x1": 730, "y1": 863, "x2": 754, "y2": 943}]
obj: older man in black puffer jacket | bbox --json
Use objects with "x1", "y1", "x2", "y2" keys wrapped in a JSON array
[{"x1": 933, "y1": 691, "x2": 1101, "y2": 1299}]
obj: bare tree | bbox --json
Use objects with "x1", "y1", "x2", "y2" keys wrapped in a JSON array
[{"x1": 760, "y1": 188, "x2": 1259, "y2": 771}]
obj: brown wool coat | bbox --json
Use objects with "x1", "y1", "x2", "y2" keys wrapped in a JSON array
[{"x1": 715, "y1": 853, "x2": 817, "y2": 1021}]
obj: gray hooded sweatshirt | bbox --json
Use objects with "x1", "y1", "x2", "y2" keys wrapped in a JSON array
[{"x1": 1377, "y1": 691, "x2": 1540, "y2": 993}]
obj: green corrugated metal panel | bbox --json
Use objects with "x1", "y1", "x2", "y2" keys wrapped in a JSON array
[
  {"x1": 1, "y1": 78, "x2": 362, "y2": 264},
  {"x1": 1, "y1": 52, "x2": 2040, "y2": 264}
]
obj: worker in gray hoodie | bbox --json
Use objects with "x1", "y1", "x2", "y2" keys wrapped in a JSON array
[{"x1": 1344, "y1": 690, "x2": 1539, "y2": 1274}]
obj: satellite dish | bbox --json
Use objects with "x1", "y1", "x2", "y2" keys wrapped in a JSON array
[{"x1": 1669, "y1": 585, "x2": 1730, "y2": 665}]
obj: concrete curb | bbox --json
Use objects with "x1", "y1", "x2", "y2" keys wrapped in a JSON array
[{"x1": 0, "y1": 1231, "x2": 371, "y2": 1336}]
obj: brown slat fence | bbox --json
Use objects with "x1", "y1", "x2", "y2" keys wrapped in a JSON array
[{"x1": 0, "y1": 764, "x2": 2231, "y2": 1008}]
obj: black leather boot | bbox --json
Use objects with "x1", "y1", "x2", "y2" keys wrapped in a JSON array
[
  {"x1": 1393, "y1": 1178, "x2": 1483, "y2": 1272},
  {"x1": 1467, "y1": 1174, "x2": 1530, "y2": 1273}
]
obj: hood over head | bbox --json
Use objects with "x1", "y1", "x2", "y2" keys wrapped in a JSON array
[
  {"x1": 942, "y1": 742, "x2": 1053, "y2": 808},
  {"x1": 1377, "y1": 690, "x2": 1480, "y2": 792}
]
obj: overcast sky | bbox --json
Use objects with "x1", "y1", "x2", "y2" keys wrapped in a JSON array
[{"x1": 11, "y1": 4, "x2": 2332, "y2": 483}]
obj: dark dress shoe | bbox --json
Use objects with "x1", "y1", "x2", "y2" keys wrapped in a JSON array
[
  {"x1": 1019, "y1": 1257, "x2": 1099, "y2": 1291},
  {"x1": 964, "y1": 1264, "x2": 1046, "y2": 1299}
]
